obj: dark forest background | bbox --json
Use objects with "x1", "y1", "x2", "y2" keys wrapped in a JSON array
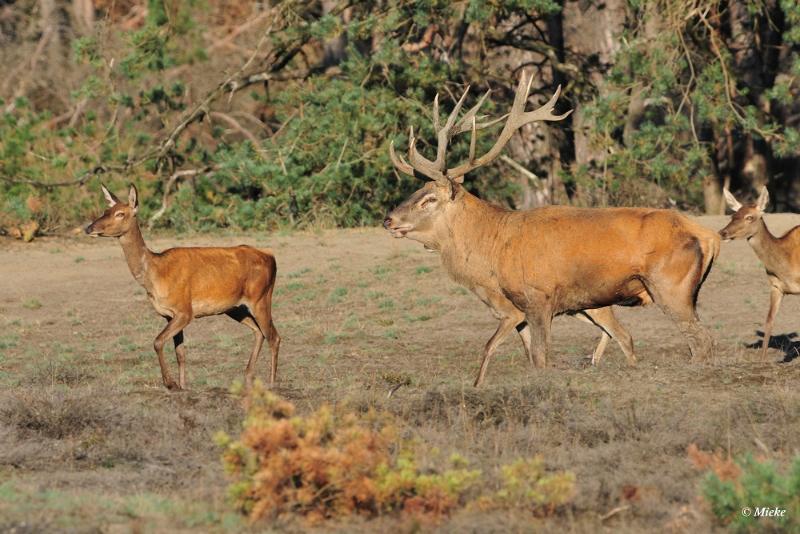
[{"x1": 0, "y1": 0, "x2": 798, "y2": 234}]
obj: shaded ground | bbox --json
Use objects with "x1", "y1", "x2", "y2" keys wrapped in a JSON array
[{"x1": 1, "y1": 215, "x2": 799, "y2": 532}]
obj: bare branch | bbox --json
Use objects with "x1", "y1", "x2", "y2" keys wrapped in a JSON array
[
  {"x1": 209, "y1": 111, "x2": 261, "y2": 146},
  {"x1": 402, "y1": 24, "x2": 438, "y2": 53},
  {"x1": 3, "y1": 25, "x2": 55, "y2": 113},
  {"x1": 148, "y1": 167, "x2": 214, "y2": 229}
]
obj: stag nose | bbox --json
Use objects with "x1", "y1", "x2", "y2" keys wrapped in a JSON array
[
  {"x1": 718, "y1": 228, "x2": 728, "y2": 238},
  {"x1": 383, "y1": 217, "x2": 393, "y2": 229},
  {"x1": 84, "y1": 224, "x2": 93, "y2": 235}
]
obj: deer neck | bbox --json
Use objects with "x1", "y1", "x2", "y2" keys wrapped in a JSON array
[
  {"x1": 436, "y1": 191, "x2": 505, "y2": 285},
  {"x1": 748, "y1": 219, "x2": 785, "y2": 272},
  {"x1": 118, "y1": 221, "x2": 154, "y2": 288}
]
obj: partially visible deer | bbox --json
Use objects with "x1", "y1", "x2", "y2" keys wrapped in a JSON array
[
  {"x1": 719, "y1": 186, "x2": 800, "y2": 359},
  {"x1": 383, "y1": 72, "x2": 719, "y2": 386},
  {"x1": 85, "y1": 184, "x2": 281, "y2": 390}
]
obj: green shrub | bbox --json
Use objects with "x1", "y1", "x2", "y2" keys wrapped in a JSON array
[
  {"x1": 690, "y1": 444, "x2": 800, "y2": 532},
  {"x1": 488, "y1": 457, "x2": 576, "y2": 516}
]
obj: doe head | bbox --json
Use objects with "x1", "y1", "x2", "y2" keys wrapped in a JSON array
[
  {"x1": 85, "y1": 184, "x2": 139, "y2": 238},
  {"x1": 718, "y1": 186, "x2": 769, "y2": 241}
]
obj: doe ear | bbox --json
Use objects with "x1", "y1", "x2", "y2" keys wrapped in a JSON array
[
  {"x1": 128, "y1": 183, "x2": 139, "y2": 213},
  {"x1": 756, "y1": 186, "x2": 770, "y2": 212},
  {"x1": 101, "y1": 184, "x2": 119, "y2": 207},
  {"x1": 723, "y1": 188, "x2": 742, "y2": 213}
]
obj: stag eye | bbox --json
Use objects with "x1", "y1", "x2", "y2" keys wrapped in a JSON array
[
  {"x1": 115, "y1": 212, "x2": 125, "y2": 218},
  {"x1": 420, "y1": 197, "x2": 437, "y2": 208},
  {"x1": 745, "y1": 215, "x2": 754, "y2": 221}
]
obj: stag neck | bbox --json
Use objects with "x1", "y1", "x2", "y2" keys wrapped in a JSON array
[
  {"x1": 748, "y1": 218, "x2": 784, "y2": 270},
  {"x1": 118, "y1": 219, "x2": 154, "y2": 287},
  {"x1": 437, "y1": 189, "x2": 507, "y2": 260}
]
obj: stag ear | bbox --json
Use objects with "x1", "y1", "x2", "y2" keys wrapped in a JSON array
[
  {"x1": 756, "y1": 186, "x2": 769, "y2": 212},
  {"x1": 723, "y1": 188, "x2": 742, "y2": 213},
  {"x1": 441, "y1": 178, "x2": 458, "y2": 201},
  {"x1": 101, "y1": 184, "x2": 119, "y2": 207},
  {"x1": 128, "y1": 183, "x2": 139, "y2": 214}
]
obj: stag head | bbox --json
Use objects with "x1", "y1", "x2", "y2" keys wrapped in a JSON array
[
  {"x1": 383, "y1": 72, "x2": 571, "y2": 247},
  {"x1": 718, "y1": 187, "x2": 769, "y2": 241}
]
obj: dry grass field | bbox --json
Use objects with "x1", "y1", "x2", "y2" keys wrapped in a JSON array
[{"x1": 1, "y1": 214, "x2": 800, "y2": 532}]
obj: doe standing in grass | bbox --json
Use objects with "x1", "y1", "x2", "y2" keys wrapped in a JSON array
[
  {"x1": 85, "y1": 184, "x2": 281, "y2": 390},
  {"x1": 719, "y1": 186, "x2": 800, "y2": 359}
]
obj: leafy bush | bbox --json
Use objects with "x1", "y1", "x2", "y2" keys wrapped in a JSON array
[
  {"x1": 216, "y1": 382, "x2": 576, "y2": 524},
  {"x1": 485, "y1": 456, "x2": 576, "y2": 517},
  {"x1": 215, "y1": 382, "x2": 480, "y2": 523},
  {"x1": 689, "y1": 443, "x2": 800, "y2": 532}
]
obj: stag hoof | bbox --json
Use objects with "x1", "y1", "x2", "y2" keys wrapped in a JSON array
[{"x1": 164, "y1": 379, "x2": 182, "y2": 391}]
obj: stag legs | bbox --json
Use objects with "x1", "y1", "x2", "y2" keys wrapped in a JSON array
[
  {"x1": 761, "y1": 285, "x2": 784, "y2": 359},
  {"x1": 155, "y1": 312, "x2": 191, "y2": 390},
  {"x1": 645, "y1": 277, "x2": 713, "y2": 361},
  {"x1": 474, "y1": 315, "x2": 523, "y2": 387},
  {"x1": 473, "y1": 292, "x2": 528, "y2": 386},
  {"x1": 516, "y1": 307, "x2": 634, "y2": 367},
  {"x1": 516, "y1": 322, "x2": 533, "y2": 365},
  {"x1": 525, "y1": 311, "x2": 552, "y2": 369},
  {"x1": 580, "y1": 308, "x2": 636, "y2": 365},
  {"x1": 476, "y1": 295, "x2": 636, "y2": 385}
]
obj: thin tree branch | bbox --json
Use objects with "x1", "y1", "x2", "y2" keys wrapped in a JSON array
[
  {"x1": 209, "y1": 111, "x2": 261, "y2": 146},
  {"x1": 148, "y1": 167, "x2": 214, "y2": 229}
]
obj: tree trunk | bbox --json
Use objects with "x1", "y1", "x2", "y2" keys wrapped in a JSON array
[
  {"x1": 562, "y1": 0, "x2": 628, "y2": 169},
  {"x1": 72, "y1": 0, "x2": 94, "y2": 35}
]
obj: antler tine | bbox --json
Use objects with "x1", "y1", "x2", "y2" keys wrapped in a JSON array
[
  {"x1": 432, "y1": 86, "x2": 470, "y2": 170},
  {"x1": 442, "y1": 86, "x2": 470, "y2": 133},
  {"x1": 433, "y1": 93, "x2": 440, "y2": 133},
  {"x1": 517, "y1": 84, "x2": 573, "y2": 124},
  {"x1": 389, "y1": 140, "x2": 414, "y2": 176},
  {"x1": 508, "y1": 71, "x2": 531, "y2": 116},
  {"x1": 468, "y1": 116, "x2": 477, "y2": 164},
  {"x1": 475, "y1": 113, "x2": 509, "y2": 130},
  {"x1": 454, "y1": 89, "x2": 492, "y2": 135},
  {"x1": 408, "y1": 125, "x2": 448, "y2": 182}
]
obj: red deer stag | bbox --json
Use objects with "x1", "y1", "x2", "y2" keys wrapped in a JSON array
[
  {"x1": 85, "y1": 184, "x2": 281, "y2": 390},
  {"x1": 719, "y1": 186, "x2": 800, "y2": 359},
  {"x1": 383, "y1": 73, "x2": 719, "y2": 386}
]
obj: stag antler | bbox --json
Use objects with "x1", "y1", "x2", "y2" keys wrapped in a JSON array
[{"x1": 389, "y1": 72, "x2": 572, "y2": 184}]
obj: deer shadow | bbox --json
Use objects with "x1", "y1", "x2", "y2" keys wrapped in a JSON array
[{"x1": 744, "y1": 331, "x2": 800, "y2": 363}]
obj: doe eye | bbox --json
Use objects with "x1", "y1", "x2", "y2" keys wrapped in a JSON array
[
  {"x1": 115, "y1": 212, "x2": 125, "y2": 218},
  {"x1": 745, "y1": 215, "x2": 754, "y2": 221}
]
